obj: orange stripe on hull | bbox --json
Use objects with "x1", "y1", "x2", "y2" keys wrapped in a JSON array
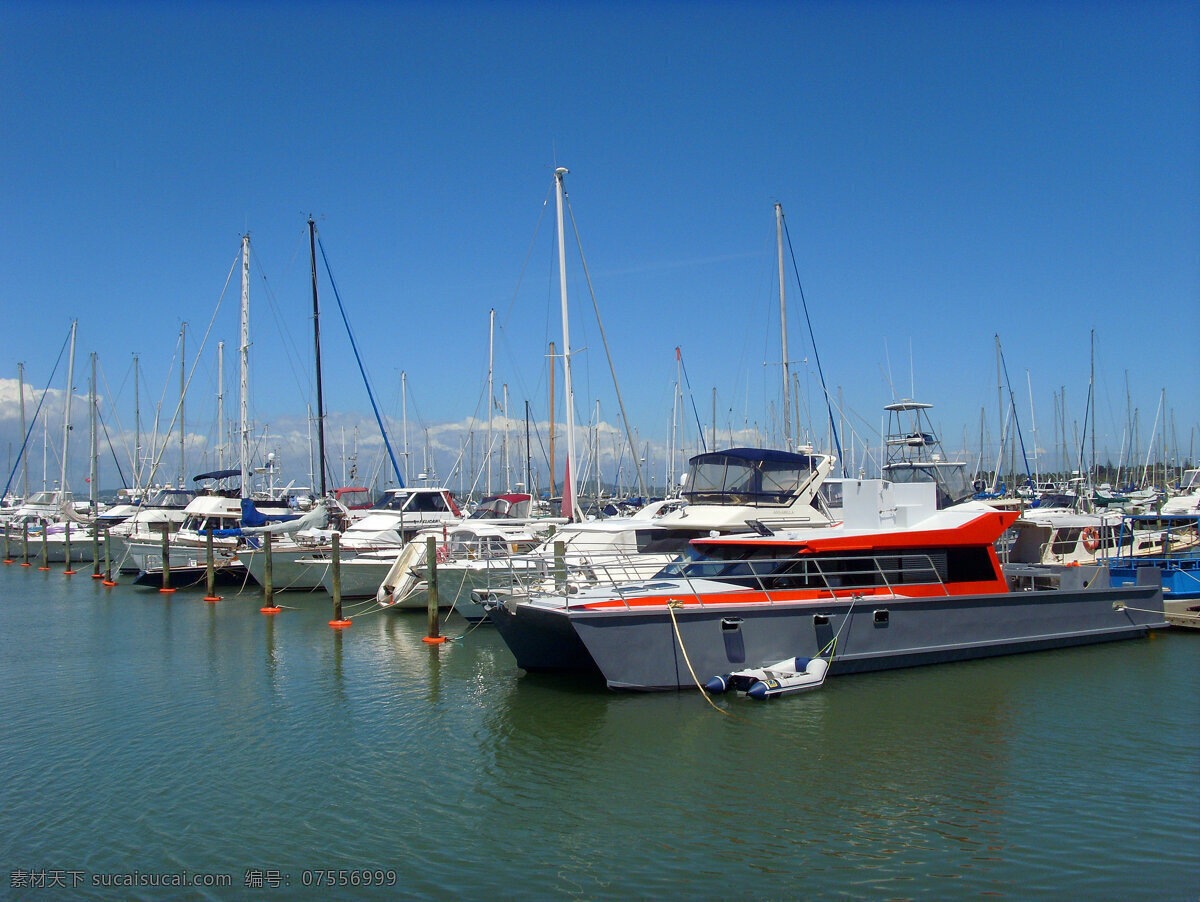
[{"x1": 579, "y1": 577, "x2": 1009, "y2": 610}]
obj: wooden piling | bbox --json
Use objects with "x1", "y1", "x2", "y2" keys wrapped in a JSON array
[
  {"x1": 259, "y1": 533, "x2": 282, "y2": 614},
  {"x1": 91, "y1": 524, "x2": 101, "y2": 578},
  {"x1": 39, "y1": 524, "x2": 49, "y2": 570},
  {"x1": 102, "y1": 527, "x2": 116, "y2": 586},
  {"x1": 63, "y1": 522, "x2": 75, "y2": 574},
  {"x1": 158, "y1": 521, "x2": 174, "y2": 593},
  {"x1": 21, "y1": 522, "x2": 30, "y2": 566},
  {"x1": 423, "y1": 536, "x2": 444, "y2": 643},
  {"x1": 203, "y1": 529, "x2": 221, "y2": 601},
  {"x1": 329, "y1": 533, "x2": 351, "y2": 628},
  {"x1": 264, "y1": 533, "x2": 274, "y2": 604}
]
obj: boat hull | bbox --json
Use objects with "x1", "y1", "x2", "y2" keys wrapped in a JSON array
[
  {"x1": 487, "y1": 573, "x2": 1166, "y2": 691},
  {"x1": 385, "y1": 559, "x2": 545, "y2": 619},
  {"x1": 320, "y1": 556, "x2": 397, "y2": 598},
  {"x1": 131, "y1": 562, "x2": 248, "y2": 588},
  {"x1": 242, "y1": 546, "x2": 333, "y2": 593}
]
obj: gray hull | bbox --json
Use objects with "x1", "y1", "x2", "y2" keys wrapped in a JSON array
[{"x1": 487, "y1": 576, "x2": 1166, "y2": 691}]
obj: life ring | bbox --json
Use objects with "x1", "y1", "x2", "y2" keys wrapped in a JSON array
[{"x1": 1081, "y1": 526, "x2": 1100, "y2": 553}]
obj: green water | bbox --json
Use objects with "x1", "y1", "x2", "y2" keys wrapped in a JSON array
[{"x1": 1, "y1": 563, "x2": 1197, "y2": 899}]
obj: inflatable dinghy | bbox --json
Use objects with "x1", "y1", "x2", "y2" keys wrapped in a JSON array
[{"x1": 705, "y1": 656, "x2": 829, "y2": 699}]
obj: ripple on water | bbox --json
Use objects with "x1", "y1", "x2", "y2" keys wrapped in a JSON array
[{"x1": 1, "y1": 572, "x2": 1198, "y2": 898}]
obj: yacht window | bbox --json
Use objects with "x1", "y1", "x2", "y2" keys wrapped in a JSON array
[
  {"x1": 372, "y1": 493, "x2": 408, "y2": 511},
  {"x1": 1051, "y1": 528, "x2": 1081, "y2": 555},
  {"x1": 339, "y1": 490, "x2": 371, "y2": 507},
  {"x1": 470, "y1": 497, "x2": 513, "y2": 519},
  {"x1": 407, "y1": 493, "x2": 446, "y2": 513},
  {"x1": 945, "y1": 547, "x2": 996, "y2": 582},
  {"x1": 682, "y1": 456, "x2": 811, "y2": 507},
  {"x1": 634, "y1": 530, "x2": 701, "y2": 554}
]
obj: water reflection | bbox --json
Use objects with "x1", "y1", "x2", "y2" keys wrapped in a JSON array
[{"x1": 0, "y1": 567, "x2": 1195, "y2": 899}]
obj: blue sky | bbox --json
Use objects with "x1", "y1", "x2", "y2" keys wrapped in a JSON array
[{"x1": 2, "y1": 0, "x2": 1197, "y2": 494}]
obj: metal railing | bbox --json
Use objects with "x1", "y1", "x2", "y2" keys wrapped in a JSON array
[{"x1": 478, "y1": 549, "x2": 951, "y2": 611}]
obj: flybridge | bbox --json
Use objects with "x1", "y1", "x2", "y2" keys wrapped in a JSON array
[{"x1": 681, "y1": 448, "x2": 827, "y2": 508}]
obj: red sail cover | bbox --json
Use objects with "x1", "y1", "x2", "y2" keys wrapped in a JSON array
[{"x1": 562, "y1": 458, "x2": 574, "y2": 522}]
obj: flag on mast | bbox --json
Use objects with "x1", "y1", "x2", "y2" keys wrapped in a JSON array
[{"x1": 562, "y1": 458, "x2": 574, "y2": 521}]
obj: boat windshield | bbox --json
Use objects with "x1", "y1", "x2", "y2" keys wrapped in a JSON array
[
  {"x1": 448, "y1": 533, "x2": 511, "y2": 558},
  {"x1": 681, "y1": 452, "x2": 813, "y2": 507},
  {"x1": 373, "y1": 491, "x2": 453, "y2": 513},
  {"x1": 147, "y1": 490, "x2": 194, "y2": 508},
  {"x1": 470, "y1": 495, "x2": 532, "y2": 519},
  {"x1": 334, "y1": 489, "x2": 373, "y2": 509},
  {"x1": 656, "y1": 543, "x2": 790, "y2": 581}
]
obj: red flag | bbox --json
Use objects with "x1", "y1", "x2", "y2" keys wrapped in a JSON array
[{"x1": 562, "y1": 458, "x2": 573, "y2": 521}]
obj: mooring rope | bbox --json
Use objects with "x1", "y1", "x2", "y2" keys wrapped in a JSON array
[
  {"x1": 666, "y1": 600, "x2": 729, "y2": 716},
  {"x1": 443, "y1": 615, "x2": 490, "y2": 642},
  {"x1": 1118, "y1": 603, "x2": 1197, "y2": 621}
]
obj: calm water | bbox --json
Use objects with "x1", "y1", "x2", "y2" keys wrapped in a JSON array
[{"x1": 1, "y1": 563, "x2": 1197, "y2": 900}]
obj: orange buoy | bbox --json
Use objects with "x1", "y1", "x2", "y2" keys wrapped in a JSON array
[
  {"x1": 159, "y1": 587, "x2": 176, "y2": 594},
  {"x1": 329, "y1": 619, "x2": 353, "y2": 629},
  {"x1": 260, "y1": 605, "x2": 282, "y2": 614},
  {"x1": 102, "y1": 580, "x2": 117, "y2": 587},
  {"x1": 422, "y1": 636, "x2": 447, "y2": 644},
  {"x1": 203, "y1": 596, "x2": 222, "y2": 603}
]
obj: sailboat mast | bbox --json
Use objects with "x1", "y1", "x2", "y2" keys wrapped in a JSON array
[
  {"x1": 1089, "y1": 329, "x2": 1095, "y2": 493},
  {"x1": 1160, "y1": 388, "x2": 1167, "y2": 489},
  {"x1": 402, "y1": 371, "x2": 409, "y2": 486},
  {"x1": 133, "y1": 354, "x2": 141, "y2": 489},
  {"x1": 776, "y1": 203, "x2": 791, "y2": 451},
  {"x1": 239, "y1": 234, "x2": 251, "y2": 495},
  {"x1": 306, "y1": 405, "x2": 314, "y2": 490},
  {"x1": 594, "y1": 399, "x2": 601, "y2": 504},
  {"x1": 58, "y1": 320, "x2": 77, "y2": 500},
  {"x1": 18, "y1": 362, "x2": 27, "y2": 498},
  {"x1": 554, "y1": 168, "x2": 578, "y2": 521},
  {"x1": 548, "y1": 341, "x2": 556, "y2": 496},
  {"x1": 994, "y1": 335, "x2": 1004, "y2": 492},
  {"x1": 217, "y1": 342, "x2": 225, "y2": 472},
  {"x1": 179, "y1": 323, "x2": 186, "y2": 487},
  {"x1": 90, "y1": 352, "x2": 98, "y2": 512},
  {"x1": 1026, "y1": 369, "x2": 1039, "y2": 488},
  {"x1": 309, "y1": 217, "x2": 328, "y2": 497},
  {"x1": 670, "y1": 349, "x2": 680, "y2": 488},
  {"x1": 487, "y1": 307, "x2": 494, "y2": 496}
]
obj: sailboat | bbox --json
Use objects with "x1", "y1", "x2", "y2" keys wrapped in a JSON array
[
  {"x1": 127, "y1": 234, "x2": 297, "y2": 586},
  {"x1": 8, "y1": 322, "x2": 102, "y2": 565}
]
